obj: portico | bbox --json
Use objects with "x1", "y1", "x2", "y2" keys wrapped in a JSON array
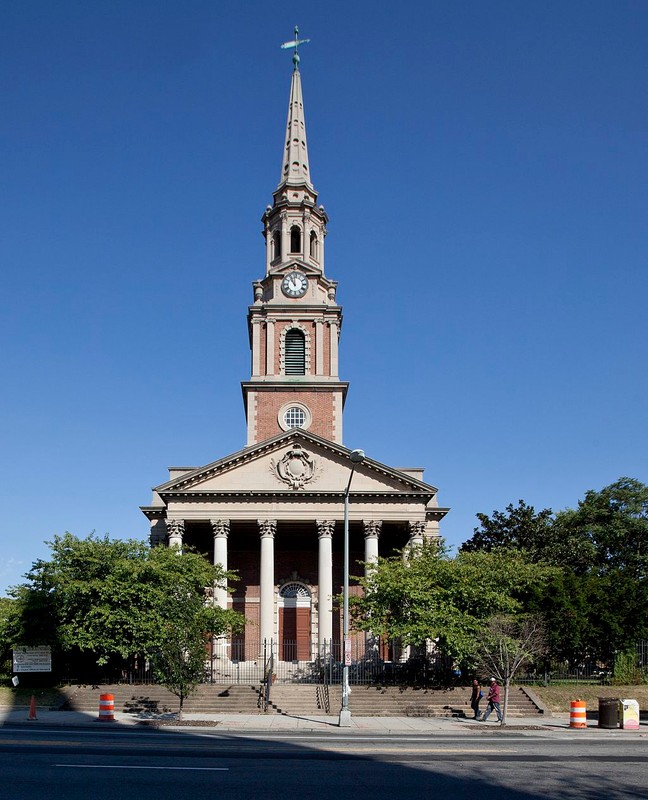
[{"x1": 142, "y1": 429, "x2": 446, "y2": 666}]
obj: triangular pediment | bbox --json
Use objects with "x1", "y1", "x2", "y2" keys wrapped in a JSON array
[
  {"x1": 266, "y1": 261, "x2": 326, "y2": 281},
  {"x1": 154, "y1": 430, "x2": 438, "y2": 498}
]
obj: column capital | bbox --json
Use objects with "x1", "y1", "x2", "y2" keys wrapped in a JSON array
[
  {"x1": 408, "y1": 521, "x2": 426, "y2": 538},
  {"x1": 363, "y1": 520, "x2": 382, "y2": 539},
  {"x1": 316, "y1": 519, "x2": 336, "y2": 539},
  {"x1": 167, "y1": 519, "x2": 185, "y2": 537},
  {"x1": 166, "y1": 518, "x2": 184, "y2": 549},
  {"x1": 210, "y1": 519, "x2": 230, "y2": 538},
  {"x1": 258, "y1": 519, "x2": 277, "y2": 538}
]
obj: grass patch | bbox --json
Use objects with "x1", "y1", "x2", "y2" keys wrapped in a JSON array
[
  {"x1": 0, "y1": 687, "x2": 70, "y2": 709},
  {"x1": 530, "y1": 685, "x2": 648, "y2": 713}
]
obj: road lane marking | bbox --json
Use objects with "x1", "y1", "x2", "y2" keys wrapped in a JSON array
[{"x1": 55, "y1": 765, "x2": 229, "y2": 771}]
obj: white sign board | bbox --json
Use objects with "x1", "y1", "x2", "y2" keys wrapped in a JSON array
[{"x1": 13, "y1": 646, "x2": 52, "y2": 673}]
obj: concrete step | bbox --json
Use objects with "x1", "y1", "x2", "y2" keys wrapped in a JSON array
[
  {"x1": 59, "y1": 684, "x2": 543, "y2": 717},
  {"x1": 61, "y1": 684, "x2": 264, "y2": 714}
]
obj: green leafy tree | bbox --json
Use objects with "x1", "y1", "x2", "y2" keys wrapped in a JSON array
[
  {"x1": 545, "y1": 479, "x2": 648, "y2": 660},
  {"x1": 0, "y1": 597, "x2": 17, "y2": 677},
  {"x1": 7, "y1": 533, "x2": 243, "y2": 683},
  {"x1": 461, "y1": 499, "x2": 595, "y2": 571},
  {"x1": 461, "y1": 500, "x2": 555, "y2": 556},
  {"x1": 350, "y1": 540, "x2": 553, "y2": 664},
  {"x1": 152, "y1": 605, "x2": 226, "y2": 718},
  {"x1": 462, "y1": 480, "x2": 648, "y2": 667},
  {"x1": 555, "y1": 478, "x2": 648, "y2": 578}
]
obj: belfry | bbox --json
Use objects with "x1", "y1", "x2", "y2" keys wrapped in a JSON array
[{"x1": 141, "y1": 36, "x2": 448, "y2": 676}]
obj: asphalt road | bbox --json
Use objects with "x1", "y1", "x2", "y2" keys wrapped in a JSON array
[{"x1": 1, "y1": 725, "x2": 646, "y2": 800}]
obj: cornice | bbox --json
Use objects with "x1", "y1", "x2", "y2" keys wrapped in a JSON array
[
  {"x1": 158, "y1": 490, "x2": 438, "y2": 502},
  {"x1": 140, "y1": 506, "x2": 166, "y2": 520},
  {"x1": 241, "y1": 379, "x2": 349, "y2": 388}
]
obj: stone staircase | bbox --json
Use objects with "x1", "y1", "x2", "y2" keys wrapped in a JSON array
[
  {"x1": 344, "y1": 685, "x2": 544, "y2": 717},
  {"x1": 60, "y1": 683, "x2": 544, "y2": 717},
  {"x1": 61, "y1": 684, "x2": 264, "y2": 715}
]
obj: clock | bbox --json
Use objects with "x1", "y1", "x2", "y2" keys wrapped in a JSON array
[{"x1": 281, "y1": 271, "x2": 308, "y2": 298}]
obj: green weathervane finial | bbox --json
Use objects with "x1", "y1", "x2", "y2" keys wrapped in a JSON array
[{"x1": 280, "y1": 25, "x2": 310, "y2": 69}]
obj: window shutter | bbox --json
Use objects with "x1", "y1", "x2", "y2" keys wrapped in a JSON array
[{"x1": 285, "y1": 329, "x2": 305, "y2": 375}]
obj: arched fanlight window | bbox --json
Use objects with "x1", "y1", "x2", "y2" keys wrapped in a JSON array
[
  {"x1": 272, "y1": 230, "x2": 282, "y2": 261},
  {"x1": 309, "y1": 231, "x2": 318, "y2": 260},
  {"x1": 279, "y1": 582, "x2": 311, "y2": 599},
  {"x1": 284, "y1": 328, "x2": 305, "y2": 375},
  {"x1": 290, "y1": 225, "x2": 301, "y2": 254}
]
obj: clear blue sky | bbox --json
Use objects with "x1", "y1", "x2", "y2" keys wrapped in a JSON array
[{"x1": 1, "y1": 1, "x2": 646, "y2": 595}]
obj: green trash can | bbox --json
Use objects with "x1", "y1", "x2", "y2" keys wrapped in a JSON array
[{"x1": 598, "y1": 697, "x2": 619, "y2": 729}]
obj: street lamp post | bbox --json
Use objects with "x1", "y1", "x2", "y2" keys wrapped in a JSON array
[{"x1": 339, "y1": 448, "x2": 365, "y2": 728}]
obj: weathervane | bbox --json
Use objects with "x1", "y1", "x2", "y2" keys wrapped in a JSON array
[{"x1": 280, "y1": 26, "x2": 310, "y2": 69}]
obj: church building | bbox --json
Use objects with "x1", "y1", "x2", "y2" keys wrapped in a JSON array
[{"x1": 140, "y1": 42, "x2": 448, "y2": 676}]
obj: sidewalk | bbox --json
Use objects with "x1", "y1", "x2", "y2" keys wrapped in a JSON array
[{"x1": 2, "y1": 706, "x2": 642, "y2": 735}]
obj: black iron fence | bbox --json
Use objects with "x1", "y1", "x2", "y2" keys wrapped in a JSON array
[
  {"x1": 60, "y1": 639, "x2": 648, "y2": 688},
  {"x1": 207, "y1": 638, "x2": 455, "y2": 686},
  {"x1": 59, "y1": 638, "x2": 456, "y2": 687}
]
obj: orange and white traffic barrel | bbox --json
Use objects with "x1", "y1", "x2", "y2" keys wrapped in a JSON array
[
  {"x1": 98, "y1": 693, "x2": 115, "y2": 722},
  {"x1": 569, "y1": 699, "x2": 587, "y2": 728}
]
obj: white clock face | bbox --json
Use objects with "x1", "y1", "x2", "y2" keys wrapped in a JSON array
[{"x1": 281, "y1": 271, "x2": 308, "y2": 298}]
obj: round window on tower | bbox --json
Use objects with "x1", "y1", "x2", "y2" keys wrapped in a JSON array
[
  {"x1": 278, "y1": 402, "x2": 312, "y2": 432},
  {"x1": 285, "y1": 407, "x2": 305, "y2": 428}
]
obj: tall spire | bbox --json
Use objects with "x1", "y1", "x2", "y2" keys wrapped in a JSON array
[{"x1": 278, "y1": 27, "x2": 312, "y2": 191}]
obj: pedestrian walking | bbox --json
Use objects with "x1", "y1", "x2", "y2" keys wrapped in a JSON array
[
  {"x1": 481, "y1": 677, "x2": 502, "y2": 722},
  {"x1": 470, "y1": 679, "x2": 483, "y2": 719}
]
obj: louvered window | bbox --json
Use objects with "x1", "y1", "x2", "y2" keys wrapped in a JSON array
[{"x1": 284, "y1": 329, "x2": 305, "y2": 375}]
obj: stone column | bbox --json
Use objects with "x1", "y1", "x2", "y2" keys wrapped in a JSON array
[
  {"x1": 258, "y1": 519, "x2": 277, "y2": 647},
  {"x1": 210, "y1": 519, "x2": 230, "y2": 610},
  {"x1": 363, "y1": 520, "x2": 382, "y2": 577},
  {"x1": 166, "y1": 518, "x2": 184, "y2": 550},
  {"x1": 407, "y1": 521, "x2": 426, "y2": 552},
  {"x1": 316, "y1": 520, "x2": 335, "y2": 652},
  {"x1": 266, "y1": 318, "x2": 276, "y2": 376}
]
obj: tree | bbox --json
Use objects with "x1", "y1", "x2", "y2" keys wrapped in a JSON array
[
  {"x1": 6, "y1": 533, "x2": 243, "y2": 687},
  {"x1": 350, "y1": 540, "x2": 554, "y2": 664},
  {"x1": 473, "y1": 614, "x2": 547, "y2": 726},
  {"x1": 555, "y1": 478, "x2": 648, "y2": 578},
  {"x1": 152, "y1": 604, "x2": 226, "y2": 718},
  {"x1": 547, "y1": 479, "x2": 648, "y2": 659},
  {"x1": 0, "y1": 597, "x2": 17, "y2": 675},
  {"x1": 462, "y1": 480, "x2": 648, "y2": 667},
  {"x1": 461, "y1": 500, "x2": 555, "y2": 557},
  {"x1": 460, "y1": 499, "x2": 595, "y2": 571}
]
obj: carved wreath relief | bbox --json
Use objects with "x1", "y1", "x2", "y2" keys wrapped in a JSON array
[{"x1": 271, "y1": 444, "x2": 319, "y2": 490}]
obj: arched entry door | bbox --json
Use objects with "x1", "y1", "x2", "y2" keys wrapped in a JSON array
[{"x1": 278, "y1": 583, "x2": 311, "y2": 661}]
